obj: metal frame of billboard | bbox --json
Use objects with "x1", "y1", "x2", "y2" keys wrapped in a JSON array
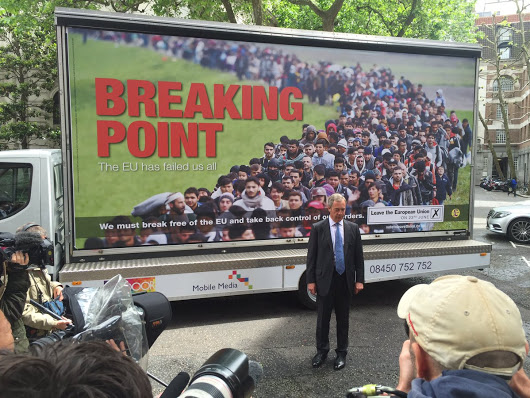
[{"x1": 55, "y1": 8, "x2": 481, "y2": 263}]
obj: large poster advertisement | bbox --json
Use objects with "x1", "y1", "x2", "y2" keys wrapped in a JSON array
[{"x1": 67, "y1": 27, "x2": 475, "y2": 250}]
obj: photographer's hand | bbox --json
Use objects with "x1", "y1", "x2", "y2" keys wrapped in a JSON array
[
  {"x1": 53, "y1": 286, "x2": 64, "y2": 301},
  {"x1": 55, "y1": 318, "x2": 72, "y2": 330},
  {"x1": 106, "y1": 339, "x2": 127, "y2": 356},
  {"x1": 9, "y1": 251, "x2": 29, "y2": 266},
  {"x1": 396, "y1": 339, "x2": 414, "y2": 393}
]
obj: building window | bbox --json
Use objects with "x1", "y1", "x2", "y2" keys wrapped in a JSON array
[
  {"x1": 497, "y1": 27, "x2": 513, "y2": 59},
  {"x1": 499, "y1": 47, "x2": 511, "y2": 59},
  {"x1": 497, "y1": 104, "x2": 509, "y2": 120},
  {"x1": 514, "y1": 158, "x2": 518, "y2": 171},
  {"x1": 496, "y1": 130, "x2": 506, "y2": 143},
  {"x1": 498, "y1": 27, "x2": 513, "y2": 43},
  {"x1": 492, "y1": 76, "x2": 514, "y2": 92}
]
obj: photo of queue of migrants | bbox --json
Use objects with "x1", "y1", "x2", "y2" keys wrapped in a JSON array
[{"x1": 78, "y1": 31, "x2": 473, "y2": 250}]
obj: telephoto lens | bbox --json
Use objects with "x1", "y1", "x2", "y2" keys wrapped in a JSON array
[{"x1": 180, "y1": 348, "x2": 263, "y2": 398}]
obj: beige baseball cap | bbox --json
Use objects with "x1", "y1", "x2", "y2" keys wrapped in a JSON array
[{"x1": 397, "y1": 275, "x2": 526, "y2": 377}]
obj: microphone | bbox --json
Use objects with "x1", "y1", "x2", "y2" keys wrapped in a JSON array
[
  {"x1": 159, "y1": 372, "x2": 191, "y2": 398},
  {"x1": 15, "y1": 231, "x2": 43, "y2": 252}
]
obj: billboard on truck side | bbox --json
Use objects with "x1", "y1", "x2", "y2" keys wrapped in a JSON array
[{"x1": 64, "y1": 19, "x2": 477, "y2": 251}]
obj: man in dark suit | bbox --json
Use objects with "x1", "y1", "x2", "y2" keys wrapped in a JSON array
[{"x1": 306, "y1": 193, "x2": 365, "y2": 370}]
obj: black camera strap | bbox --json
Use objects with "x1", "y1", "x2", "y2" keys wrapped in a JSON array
[
  {"x1": 29, "y1": 271, "x2": 45, "y2": 304},
  {"x1": 0, "y1": 262, "x2": 6, "y2": 301}
]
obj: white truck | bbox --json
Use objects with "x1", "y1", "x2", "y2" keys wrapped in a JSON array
[{"x1": 0, "y1": 8, "x2": 490, "y2": 309}]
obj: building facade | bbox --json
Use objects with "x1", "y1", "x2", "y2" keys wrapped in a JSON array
[{"x1": 475, "y1": 13, "x2": 530, "y2": 185}]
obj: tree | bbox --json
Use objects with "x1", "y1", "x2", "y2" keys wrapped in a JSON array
[
  {"x1": 151, "y1": 0, "x2": 477, "y2": 40},
  {"x1": 0, "y1": 0, "x2": 62, "y2": 148},
  {"x1": 478, "y1": 111, "x2": 504, "y2": 180}
]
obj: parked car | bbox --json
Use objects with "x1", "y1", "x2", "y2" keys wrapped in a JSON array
[{"x1": 487, "y1": 202, "x2": 530, "y2": 243}]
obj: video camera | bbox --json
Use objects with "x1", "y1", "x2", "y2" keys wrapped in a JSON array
[{"x1": 0, "y1": 231, "x2": 53, "y2": 268}]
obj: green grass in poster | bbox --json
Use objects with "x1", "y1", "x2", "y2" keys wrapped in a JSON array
[{"x1": 68, "y1": 34, "x2": 337, "y2": 219}]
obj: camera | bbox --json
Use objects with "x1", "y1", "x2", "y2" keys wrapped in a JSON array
[
  {"x1": 0, "y1": 231, "x2": 54, "y2": 268},
  {"x1": 179, "y1": 348, "x2": 263, "y2": 398}
]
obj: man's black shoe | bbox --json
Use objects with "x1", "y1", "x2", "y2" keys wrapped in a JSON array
[
  {"x1": 312, "y1": 352, "x2": 327, "y2": 368},
  {"x1": 334, "y1": 354, "x2": 346, "y2": 370}
]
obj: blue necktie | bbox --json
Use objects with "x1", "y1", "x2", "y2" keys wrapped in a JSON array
[{"x1": 334, "y1": 223, "x2": 345, "y2": 275}]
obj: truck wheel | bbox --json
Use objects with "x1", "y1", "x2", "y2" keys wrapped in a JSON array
[
  {"x1": 508, "y1": 218, "x2": 530, "y2": 243},
  {"x1": 298, "y1": 271, "x2": 317, "y2": 310}
]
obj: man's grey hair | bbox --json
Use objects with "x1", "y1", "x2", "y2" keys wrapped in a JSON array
[{"x1": 327, "y1": 193, "x2": 346, "y2": 208}]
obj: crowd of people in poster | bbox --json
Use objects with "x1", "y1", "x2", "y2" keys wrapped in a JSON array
[{"x1": 79, "y1": 31, "x2": 473, "y2": 249}]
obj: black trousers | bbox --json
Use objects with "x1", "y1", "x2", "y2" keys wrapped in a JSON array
[{"x1": 316, "y1": 270, "x2": 350, "y2": 355}]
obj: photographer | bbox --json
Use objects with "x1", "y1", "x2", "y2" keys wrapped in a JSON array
[
  {"x1": 396, "y1": 275, "x2": 529, "y2": 398},
  {"x1": 18, "y1": 223, "x2": 71, "y2": 341},
  {"x1": 0, "y1": 249, "x2": 30, "y2": 353}
]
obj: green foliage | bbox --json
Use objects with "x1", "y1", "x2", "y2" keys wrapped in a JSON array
[
  {"x1": 0, "y1": 0, "x2": 63, "y2": 148},
  {"x1": 151, "y1": 0, "x2": 478, "y2": 41}
]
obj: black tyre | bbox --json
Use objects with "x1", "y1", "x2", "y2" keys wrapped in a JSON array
[
  {"x1": 507, "y1": 218, "x2": 530, "y2": 243},
  {"x1": 297, "y1": 271, "x2": 317, "y2": 310}
]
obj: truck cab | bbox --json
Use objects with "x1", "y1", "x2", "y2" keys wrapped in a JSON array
[{"x1": 0, "y1": 149, "x2": 64, "y2": 275}]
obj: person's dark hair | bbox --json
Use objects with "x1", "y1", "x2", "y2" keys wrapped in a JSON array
[
  {"x1": 290, "y1": 169, "x2": 301, "y2": 178},
  {"x1": 347, "y1": 147, "x2": 356, "y2": 155},
  {"x1": 251, "y1": 208, "x2": 270, "y2": 239},
  {"x1": 315, "y1": 139, "x2": 328, "y2": 146},
  {"x1": 280, "y1": 135, "x2": 289, "y2": 144},
  {"x1": 282, "y1": 175, "x2": 294, "y2": 183},
  {"x1": 287, "y1": 191, "x2": 302, "y2": 200},
  {"x1": 270, "y1": 181, "x2": 285, "y2": 193},
  {"x1": 340, "y1": 170, "x2": 349, "y2": 178},
  {"x1": 234, "y1": 180, "x2": 246, "y2": 194},
  {"x1": 249, "y1": 158, "x2": 261, "y2": 165},
  {"x1": 0, "y1": 341, "x2": 152, "y2": 398},
  {"x1": 293, "y1": 160, "x2": 304, "y2": 170},
  {"x1": 264, "y1": 142, "x2": 275, "y2": 149},
  {"x1": 327, "y1": 170, "x2": 340, "y2": 178},
  {"x1": 250, "y1": 163, "x2": 261, "y2": 173},
  {"x1": 198, "y1": 187, "x2": 211, "y2": 196},
  {"x1": 462, "y1": 118, "x2": 468, "y2": 123},
  {"x1": 350, "y1": 169, "x2": 360, "y2": 178},
  {"x1": 239, "y1": 165, "x2": 250, "y2": 174},
  {"x1": 184, "y1": 187, "x2": 199, "y2": 196},
  {"x1": 288, "y1": 139, "x2": 299, "y2": 146},
  {"x1": 218, "y1": 176, "x2": 232, "y2": 187},
  {"x1": 313, "y1": 164, "x2": 326, "y2": 177},
  {"x1": 228, "y1": 223, "x2": 250, "y2": 240},
  {"x1": 279, "y1": 220, "x2": 296, "y2": 229},
  {"x1": 245, "y1": 176, "x2": 260, "y2": 186},
  {"x1": 84, "y1": 237, "x2": 105, "y2": 250}
]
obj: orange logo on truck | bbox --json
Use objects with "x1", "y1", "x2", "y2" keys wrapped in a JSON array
[{"x1": 126, "y1": 277, "x2": 156, "y2": 293}]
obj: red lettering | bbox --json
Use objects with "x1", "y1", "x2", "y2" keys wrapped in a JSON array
[
  {"x1": 279, "y1": 87, "x2": 303, "y2": 121},
  {"x1": 199, "y1": 123, "x2": 223, "y2": 157},
  {"x1": 170, "y1": 122, "x2": 198, "y2": 157},
  {"x1": 158, "y1": 81, "x2": 183, "y2": 118},
  {"x1": 157, "y1": 122, "x2": 169, "y2": 157},
  {"x1": 183, "y1": 83, "x2": 213, "y2": 119},
  {"x1": 95, "y1": 78, "x2": 126, "y2": 116},
  {"x1": 213, "y1": 85, "x2": 241, "y2": 119},
  {"x1": 127, "y1": 121, "x2": 156, "y2": 158},
  {"x1": 253, "y1": 86, "x2": 278, "y2": 120},
  {"x1": 241, "y1": 85, "x2": 252, "y2": 120},
  {"x1": 128, "y1": 80, "x2": 156, "y2": 117},
  {"x1": 97, "y1": 120, "x2": 126, "y2": 157}
]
